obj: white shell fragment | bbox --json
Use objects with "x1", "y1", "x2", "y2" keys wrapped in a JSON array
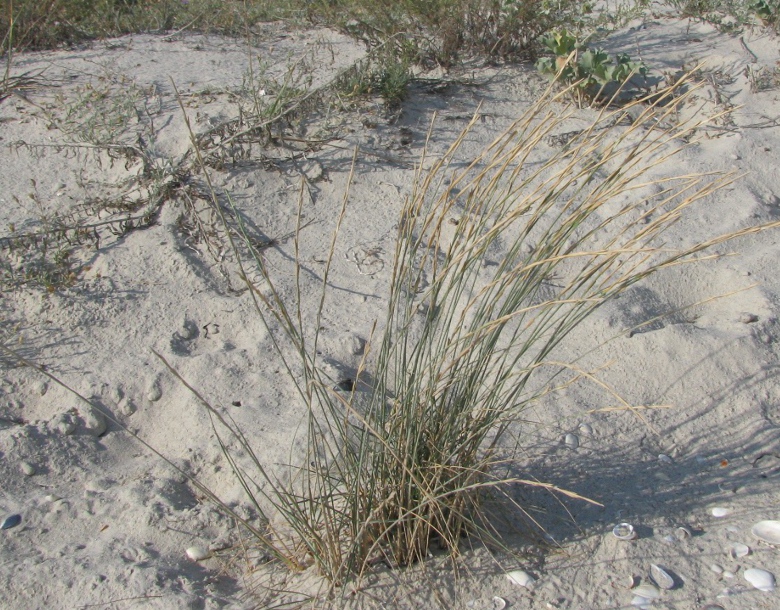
[
  {"x1": 631, "y1": 596, "x2": 651, "y2": 608},
  {"x1": 613, "y1": 523, "x2": 637, "y2": 540},
  {"x1": 578, "y1": 423, "x2": 593, "y2": 436},
  {"x1": 185, "y1": 546, "x2": 210, "y2": 561},
  {"x1": 744, "y1": 568, "x2": 776, "y2": 592},
  {"x1": 564, "y1": 433, "x2": 579, "y2": 449},
  {"x1": 729, "y1": 543, "x2": 750, "y2": 559},
  {"x1": 710, "y1": 564, "x2": 724, "y2": 574},
  {"x1": 506, "y1": 569, "x2": 535, "y2": 587},
  {"x1": 633, "y1": 584, "x2": 661, "y2": 599},
  {"x1": 711, "y1": 507, "x2": 731, "y2": 518},
  {"x1": 751, "y1": 520, "x2": 780, "y2": 545},
  {"x1": 658, "y1": 454, "x2": 673, "y2": 464},
  {"x1": 650, "y1": 564, "x2": 675, "y2": 590},
  {"x1": 675, "y1": 526, "x2": 692, "y2": 540},
  {"x1": 491, "y1": 596, "x2": 507, "y2": 610}
]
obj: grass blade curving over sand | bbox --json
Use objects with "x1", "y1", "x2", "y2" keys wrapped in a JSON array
[{"x1": 165, "y1": 71, "x2": 780, "y2": 590}]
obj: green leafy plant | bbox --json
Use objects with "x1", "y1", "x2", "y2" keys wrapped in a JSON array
[
  {"x1": 750, "y1": 0, "x2": 779, "y2": 25},
  {"x1": 536, "y1": 29, "x2": 647, "y2": 106}
]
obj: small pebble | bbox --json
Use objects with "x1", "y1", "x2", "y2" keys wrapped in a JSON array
[
  {"x1": 54, "y1": 414, "x2": 76, "y2": 436},
  {"x1": 119, "y1": 399, "x2": 137, "y2": 416},
  {"x1": 81, "y1": 406, "x2": 107, "y2": 436},
  {"x1": 20, "y1": 462, "x2": 36, "y2": 476},
  {"x1": 729, "y1": 543, "x2": 750, "y2": 558},
  {"x1": 578, "y1": 423, "x2": 593, "y2": 436},
  {"x1": 1, "y1": 514, "x2": 21, "y2": 530},
  {"x1": 711, "y1": 507, "x2": 731, "y2": 517},
  {"x1": 739, "y1": 313, "x2": 759, "y2": 324},
  {"x1": 710, "y1": 564, "x2": 724, "y2": 574},
  {"x1": 186, "y1": 546, "x2": 210, "y2": 561},
  {"x1": 346, "y1": 334, "x2": 365, "y2": 356},
  {"x1": 147, "y1": 382, "x2": 162, "y2": 402},
  {"x1": 722, "y1": 570, "x2": 735, "y2": 579},
  {"x1": 564, "y1": 433, "x2": 579, "y2": 449},
  {"x1": 111, "y1": 386, "x2": 124, "y2": 403},
  {"x1": 658, "y1": 453, "x2": 673, "y2": 464}
]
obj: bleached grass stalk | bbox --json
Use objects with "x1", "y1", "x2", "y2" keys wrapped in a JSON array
[{"x1": 172, "y1": 73, "x2": 780, "y2": 586}]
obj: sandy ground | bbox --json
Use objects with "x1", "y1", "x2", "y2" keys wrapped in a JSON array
[{"x1": 1, "y1": 13, "x2": 780, "y2": 610}]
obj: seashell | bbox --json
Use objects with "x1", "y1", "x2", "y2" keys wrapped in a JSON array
[
  {"x1": 185, "y1": 546, "x2": 210, "y2": 561},
  {"x1": 729, "y1": 543, "x2": 750, "y2": 559},
  {"x1": 751, "y1": 520, "x2": 780, "y2": 545},
  {"x1": 564, "y1": 433, "x2": 579, "y2": 449},
  {"x1": 633, "y1": 584, "x2": 661, "y2": 599},
  {"x1": 20, "y1": 462, "x2": 36, "y2": 476},
  {"x1": 1, "y1": 514, "x2": 21, "y2": 530},
  {"x1": 675, "y1": 526, "x2": 692, "y2": 540},
  {"x1": 722, "y1": 571, "x2": 735, "y2": 579},
  {"x1": 631, "y1": 596, "x2": 651, "y2": 608},
  {"x1": 579, "y1": 423, "x2": 593, "y2": 436},
  {"x1": 711, "y1": 507, "x2": 731, "y2": 517},
  {"x1": 744, "y1": 568, "x2": 776, "y2": 592},
  {"x1": 506, "y1": 569, "x2": 535, "y2": 587},
  {"x1": 492, "y1": 597, "x2": 507, "y2": 610},
  {"x1": 717, "y1": 481, "x2": 737, "y2": 492},
  {"x1": 613, "y1": 523, "x2": 637, "y2": 540},
  {"x1": 650, "y1": 564, "x2": 675, "y2": 590},
  {"x1": 710, "y1": 564, "x2": 724, "y2": 574},
  {"x1": 658, "y1": 454, "x2": 673, "y2": 464}
]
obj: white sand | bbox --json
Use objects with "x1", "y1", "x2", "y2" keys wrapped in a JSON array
[{"x1": 1, "y1": 15, "x2": 779, "y2": 609}]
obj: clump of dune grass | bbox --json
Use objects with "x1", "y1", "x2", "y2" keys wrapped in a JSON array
[
  {"x1": 164, "y1": 72, "x2": 780, "y2": 592},
  {"x1": 1, "y1": 0, "x2": 586, "y2": 65}
]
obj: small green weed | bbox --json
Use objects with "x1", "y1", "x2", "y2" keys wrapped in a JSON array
[
  {"x1": 337, "y1": 51, "x2": 411, "y2": 108},
  {"x1": 750, "y1": 0, "x2": 779, "y2": 26},
  {"x1": 535, "y1": 29, "x2": 647, "y2": 106}
]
